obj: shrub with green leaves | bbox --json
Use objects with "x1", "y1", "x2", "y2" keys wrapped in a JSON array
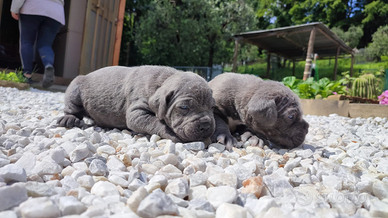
[
  {"x1": 0, "y1": 70, "x2": 27, "y2": 83},
  {"x1": 282, "y1": 76, "x2": 348, "y2": 99}
]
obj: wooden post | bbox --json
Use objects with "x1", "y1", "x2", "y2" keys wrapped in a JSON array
[
  {"x1": 232, "y1": 39, "x2": 239, "y2": 72},
  {"x1": 350, "y1": 54, "x2": 355, "y2": 77},
  {"x1": 333, "y1": 47, "x2": 340, "y2": 80},
  {"x1": 292, "y1": 60, "x2": 295, "y2": 76},
  {"x1": 303, "y1": 27, "x2": 316, "y2": 80},
  {"x1": 266, "y1": 52, "x2": 271, "y2": 78},
  {"x1": 112, "y1": 0, "x2": 126, "y2": 66}
]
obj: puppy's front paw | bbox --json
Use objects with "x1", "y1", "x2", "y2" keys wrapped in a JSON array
[
  {"x1": 241, "y1": 132, "x2": 264, "y2": 148},
  {"x1": 157, "y1": 128, "x2": 181, "y2": 143},
  {"x1": 57, "y1": 115, "x2": 82, "y2": 128},
  {"x1": 211, "y1": 132, "x2": 237, "y2": 151}
]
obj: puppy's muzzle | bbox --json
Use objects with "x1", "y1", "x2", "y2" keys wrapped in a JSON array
[{"x1": 292, "y1": 120, "x2": 309, "y2": 146}]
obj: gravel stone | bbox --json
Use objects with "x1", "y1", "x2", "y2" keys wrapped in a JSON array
[
  {"x1": 0, "y1": 163, "x2": 27, "y2": 183},
  {"x1": 137, "y1": 189, "x2": 179, "y2": 218},
  {"x1": 206, "y1": 186, "x2": 237, "y2": 209},
  {"x1": 1, "y1": 87, "x2": 387, "y2": 217},
  {"x1": 0, "y1": 183, "x2": 28, "y2": 211},
  {"x1": 19, "y1": 197, "x2": 61, "y2": 218}
]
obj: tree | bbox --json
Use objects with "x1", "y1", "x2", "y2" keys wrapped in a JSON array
[
  {"x1": 367, "y1": 25, "x2": 388, "y2": 59},
  {"x1": 135, "y1": 0, "x2": 257, "y2": 67},
  {"x1": 332, "y1": 25, "x2": 364, "y2": 48},
  {"x1": 255, "y1": 0, "x2": 350, "y2": 28},
  {"x1": 119, "y1": 0, "x2": 153, "y2": 66},
  {"x1": 362, "y1": 0, "x2": 388, "y2": 24},
  {"x1": 361, "y1": 0, "x2": 388, "y2": 48},
  {"x1": 253, "y1": 0, "x2": 385, "y2": 48}
]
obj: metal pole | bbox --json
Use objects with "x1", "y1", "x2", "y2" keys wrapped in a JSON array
[
  {"x1": 266, "y1": 52, "x2": 271, "y2": 78},
  {"x1": 333, "y1": 47, "x2": 340, "y2": 80},
  {"x1": 292, "y1": 60, "x2": 295, "y2": 76}
]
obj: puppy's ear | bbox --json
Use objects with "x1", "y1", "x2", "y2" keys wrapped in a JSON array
[
  {"x1": 247, "y1": 97, "x2": 277, "y2": 127},
  {"x1": 149, "y1": 89, "x2": 174, "y2": 120}
]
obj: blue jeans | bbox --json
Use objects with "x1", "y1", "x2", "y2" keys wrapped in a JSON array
[{"x1": 18, "y1": 14, "x2": 62, "y2": 74}]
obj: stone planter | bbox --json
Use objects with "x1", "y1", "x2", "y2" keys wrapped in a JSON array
[
  {"x1": 0, "y1": 80, "x2": 30, "y2": 90},
  {"x1": 300, "y1": 98, "x2": 388, "y2": 118}
]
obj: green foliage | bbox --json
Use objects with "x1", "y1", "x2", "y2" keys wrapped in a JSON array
[
  {"x1": 331, "y1": 25, "x2": 363, "y2": 48},
  {"x1": 256, "y1": 0, "x2": 351, "y2": 28},
  {"x1": 367, "y1": 25, "x2": 388, "y2": 59},
  {"x1": 251, "y1": 0, "x2": 387, "y2": 49},
  {"x1": 135, "y1": 0, "x2": 257, "y2": 67},
  {"x1": 0, "y1": 70, "x2": 26, "y2": 83},
  {"x1": 282, "y1": 76, "x2": 347, "y2": 99},
  {"x1": 362, "y1": 0, "x2": 388, "y2": 24},
  {"x1": 350, "y1": 70, "x2": 385, "y2": 99},
  {"x1": 229, "y1": 57, "x2": 388, "y2": 83},
  {"x1": 282, "y1": 76, "x2": 298, "y2": 90},
  {"x1": 119, "y1": 0, "x2": 388, "y2": 66}
]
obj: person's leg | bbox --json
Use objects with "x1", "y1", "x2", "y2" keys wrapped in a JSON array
[
  {"x1": 36, "y1": 17, "x2": 62, "y2": 67},
  {"x1": 18, "y1": 14, "x2": 41, "y2": 77},
  {"x1": 36, "y1": 17, "x2": 62, "y2": 88}
]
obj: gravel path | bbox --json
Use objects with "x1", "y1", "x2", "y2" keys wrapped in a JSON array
[{"x1": 0, "y1": 86, "x2": 387, "y2": 218}]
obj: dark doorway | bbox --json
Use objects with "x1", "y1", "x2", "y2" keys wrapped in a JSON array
[
  {"x1": 0, "y1": 0, "x2": 21, "y2": 70},
  {"x1": 0, "y1": 0, "x2": 71, "y2": 75}
]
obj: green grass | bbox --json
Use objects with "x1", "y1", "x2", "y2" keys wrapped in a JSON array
[{"x1": 225, "y1": 58, "x2": 388, "y2": 82}]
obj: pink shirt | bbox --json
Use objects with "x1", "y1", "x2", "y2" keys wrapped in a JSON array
[{"x1": 11, "y1": 0, "x2": 65, "y2": 25}]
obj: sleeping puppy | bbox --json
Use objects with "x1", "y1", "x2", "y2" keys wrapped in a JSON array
[
  {"x1": 209, "y1": 73, "x2": 309, "y2": 150},
  {"x1": 58, "y1": 66, "x2": 216, "y2": 143}
]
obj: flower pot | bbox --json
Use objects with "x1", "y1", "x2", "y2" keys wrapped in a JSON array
[{"x1": 0, "y1": 80, "x2": 30, "y2": 90}]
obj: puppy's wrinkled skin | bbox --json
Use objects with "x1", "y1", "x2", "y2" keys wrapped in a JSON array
[
  {"x1": 209, "y1": 73, "x2": 309, "y2": 150},
  {"x1": 58, "y1": 66, "x2": 216, "y2": 143}
]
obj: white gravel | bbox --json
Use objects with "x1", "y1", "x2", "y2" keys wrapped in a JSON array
[{"x1": 1, "y1": 86, "x2": 388, "y2": 218}]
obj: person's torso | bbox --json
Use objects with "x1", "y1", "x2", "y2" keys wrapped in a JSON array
[{"x1": 20, "y1": 0, "x2": 65, "y2": 25}]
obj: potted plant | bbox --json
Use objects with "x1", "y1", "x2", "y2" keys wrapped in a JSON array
[{"x1": 0, "y1": 70, "x2": 30, "y2": 90}]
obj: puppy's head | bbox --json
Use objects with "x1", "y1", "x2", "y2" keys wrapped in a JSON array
[
  {"x1": 244, "y1": 81, "x2": 309, "y2": 149},
  {"x1": 149, "y1": 72, "x2": 216, "y2": 142}
]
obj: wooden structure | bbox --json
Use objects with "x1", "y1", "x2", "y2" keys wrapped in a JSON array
[
  {"x1": 232, "y1": 22, "x2": 354, "y2": 80},
  {"x1": 0, "y1": 0, "x2": 126, "y2": 84}
]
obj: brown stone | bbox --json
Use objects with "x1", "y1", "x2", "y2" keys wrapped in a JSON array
[{"x1": 241, "y1": 176, "x2": 264, "y2": 198}]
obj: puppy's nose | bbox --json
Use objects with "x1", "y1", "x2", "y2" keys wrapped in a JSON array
[
  {"x1": 199, "y1": 122, "x2": 211, "y2": 132},
  {"x1": 199, "y1": 116, "x2": 212, "y2": 132}
]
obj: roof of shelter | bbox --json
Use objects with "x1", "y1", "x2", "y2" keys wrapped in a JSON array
[{"x1": 234, "y1": 22, "x2": 354, "y2": 61}]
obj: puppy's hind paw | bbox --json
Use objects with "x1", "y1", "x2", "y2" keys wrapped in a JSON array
[{"x1": 57, "y1": 115, "x2": 83, "y2": 128}]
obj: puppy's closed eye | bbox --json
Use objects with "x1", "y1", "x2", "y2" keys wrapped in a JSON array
[{"x1": 177, "y1": 105, "x2": 190, "y2": 116}]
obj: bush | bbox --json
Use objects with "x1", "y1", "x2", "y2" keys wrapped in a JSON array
[
  {"x1": 0, "y1": 70, "x2": 27, "y2": 83},
  {"x1": 282, "y1": 76, "x2": 347, "y2": 99}
]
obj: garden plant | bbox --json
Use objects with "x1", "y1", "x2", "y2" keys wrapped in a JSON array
[
  {"x1": 0, "y1": 70, "x2": 27, "y2": 84},
  {"x1": 282, "y1": 76, "x2": 348, "y2": 99}
]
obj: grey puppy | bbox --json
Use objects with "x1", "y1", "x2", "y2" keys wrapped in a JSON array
[
  {"x1": 209, "y1": 73, "x2": 309, "y2": 150},
  {"x1": 57, "y1": 66, "x2": 216, "y2": 143}
]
